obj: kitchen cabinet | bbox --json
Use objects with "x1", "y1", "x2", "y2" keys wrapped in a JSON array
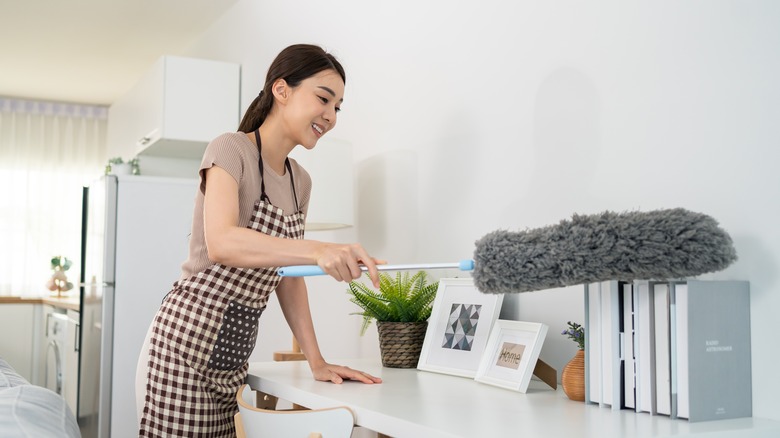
[
  {"x1": 107, "y1": 55, "x2": 241, "y2": 160},
  {"x1": 64, "y1": 309, "x2": 80, "y2": 413},
  {"x1": 0, "y1": 303, "x2": 36, "y2": 382},
  {"x1": 38, "y1": 304, "x2": 55, "y2": 386}
]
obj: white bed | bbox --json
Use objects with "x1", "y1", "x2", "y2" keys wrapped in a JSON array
[{"x1": 0, "y1": 357, "x2": 80, "y2": 437}]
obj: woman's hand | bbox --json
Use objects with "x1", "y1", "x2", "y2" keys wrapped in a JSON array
[
  {"x1": 315, "y1": 243, "x2": 385, "y2": 288},
  {"x1": 310, "y1": 362, "x2": 383, "y2": 385}
]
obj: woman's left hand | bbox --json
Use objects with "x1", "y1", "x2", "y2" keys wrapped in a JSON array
[{"x1": 311, "y1": 362, "x2": 383, "y2": 385}]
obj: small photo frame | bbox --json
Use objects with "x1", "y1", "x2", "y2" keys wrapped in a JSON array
[
  {"x1": 475, "y1": 320, "x2": 549, "y2": 393},
  {"x1": 417, "y1": 278, "x2": 504, "y2": 378}
]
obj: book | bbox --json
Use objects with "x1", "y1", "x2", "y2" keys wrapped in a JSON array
[
  {"x1": 653, "y1": 282, "x2": 671, "y2": 416},
  {"x1": 670, "y1": 280, "x2": 751, "y2": 422},
  {"x1": 633, "y1": 280, "x2": 655, "y2": 414},
  {"x1": 584, "y1": 282, "x2": 601, "y2": 405},
  {"x1": 622, "y1": 282, "x2": 635, "y2": 410},
  {"x1": 584, "y1": 280, "x2": 623, "y2": 410},
  {"x1": 603, "y1": 280, "x2": 622, "y2": 410}
]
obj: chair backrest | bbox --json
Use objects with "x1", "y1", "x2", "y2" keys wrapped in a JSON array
[{"x1": 235, "y1": 384, "x2": 355, "y2": 438}]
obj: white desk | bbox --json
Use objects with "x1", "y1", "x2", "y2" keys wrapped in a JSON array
[{"x1": 246, "y1": 358, "x2": 780, "y2": 438}]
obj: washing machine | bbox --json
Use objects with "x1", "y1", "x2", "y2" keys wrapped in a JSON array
[{"x1": 45, "y1": 312, "x2": 70, "y2": 397}]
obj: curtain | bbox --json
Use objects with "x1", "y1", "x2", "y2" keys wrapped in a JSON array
[{"x1": 0, "y1": 97, "x2": 107, "y2": 296}]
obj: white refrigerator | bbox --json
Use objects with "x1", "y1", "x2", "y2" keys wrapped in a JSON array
[{"x1": 78, "y1": 175, "x2": 197, "y2": 438}]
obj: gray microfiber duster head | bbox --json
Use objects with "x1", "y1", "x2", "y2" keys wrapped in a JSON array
[{"x1": 472, "y1": 208, "x2": 737, "y2": 294}]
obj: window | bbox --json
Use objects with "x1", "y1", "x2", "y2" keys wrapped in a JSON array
[{"x1": 0, "y1": 98, "x2": 107, "y2": 296}]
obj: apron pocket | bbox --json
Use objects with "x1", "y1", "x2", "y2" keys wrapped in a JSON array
[{"x1": 208, "y1": 300, "x2": 263, "y2": 370}]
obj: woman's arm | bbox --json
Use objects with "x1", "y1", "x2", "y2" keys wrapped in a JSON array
[
  {"x1": 203, "y1": 165, "x2": 382, "y2": 286},
  {"x1": 275, "y1": 276, "x2": 382, "y2": 384}
]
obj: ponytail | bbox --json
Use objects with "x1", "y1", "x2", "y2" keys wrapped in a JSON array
[{"x1": 238, "y1": 89, "x2": 274, "y2": 133}]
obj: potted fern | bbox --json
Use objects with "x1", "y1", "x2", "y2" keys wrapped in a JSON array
[{"x1": 347, "y1": 271, "x2": 438, "y2": 368}]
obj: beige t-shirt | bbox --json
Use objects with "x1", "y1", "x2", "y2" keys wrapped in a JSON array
[{"x1": 179, "y1": 132, "x2": 312, "y2": 279}]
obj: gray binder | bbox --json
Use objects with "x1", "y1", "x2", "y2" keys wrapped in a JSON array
[{"x1": 670, "y1": 280, "x2": 751, "y2": 422}]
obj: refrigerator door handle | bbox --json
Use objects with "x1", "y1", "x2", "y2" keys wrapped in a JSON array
[{"x1": 74, "y1": 320, "x2": 81, "y2": 353}]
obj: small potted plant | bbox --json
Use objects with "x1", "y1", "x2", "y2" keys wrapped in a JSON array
[
  {"x1": 347, "y1": 271, "x2": 438, "y2": 368},
  {"x1": 46, "y1": 255, "x2": 74, "y2": 297},
  {"x1": 561, "y1": 321, "x2": 585, "y2": 350},
  {"x1": 129, "y1": 157, "x2": 141, "y2": 175},
  {"x1": 105, "y1": 157, "x2": 132, "y2": 175},
  {"x1": 561, "y1": 321, "x2": 586, "y2": 401}
]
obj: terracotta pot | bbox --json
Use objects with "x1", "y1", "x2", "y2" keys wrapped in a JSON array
[{"x1": 561, "y1": 349, "x2": 585, "y2": 401}]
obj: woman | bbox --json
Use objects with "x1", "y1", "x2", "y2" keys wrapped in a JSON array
[{"x1": 137, "y1": 44, "x2": 383, "y2": 437}]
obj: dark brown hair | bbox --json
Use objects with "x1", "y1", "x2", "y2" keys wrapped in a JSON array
[{"x1": 238, "y1": 44, "x2": 346, "y2": 133}]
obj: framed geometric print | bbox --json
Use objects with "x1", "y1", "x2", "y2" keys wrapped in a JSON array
[{"x1": 417, "y1": 278, "x2": 504, "y2": 378}]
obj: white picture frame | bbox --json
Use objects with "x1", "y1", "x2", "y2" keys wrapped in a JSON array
[
  {"x1": 474, "y1": 320, "x2": 549, "y2": 393},
  {"x1": 417, "y1": 278, "x2": 504, "y2": 378}
]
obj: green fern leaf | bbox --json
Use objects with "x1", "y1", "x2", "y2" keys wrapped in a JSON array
[{"x1": 346, "y1": 271, "x2": 439, "y2": 333}]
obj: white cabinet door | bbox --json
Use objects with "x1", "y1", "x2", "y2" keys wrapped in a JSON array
[
  {"x1": 64, "y1": 309, "x2": 80, "y2": 414},
  {"x1": 36, "y1": 304, "x2": 55, "y2": 385},
  {"x1": 161, "y1": 56, "x2": 240, "y2": 145},
  {"x1": 108, "y1": 55, "x2": 240, "y2": 160},
  {"x1": 0, "y1": 304, "x2": 35, "y2": 381},
  {"x1": 108, "y1": 63, "x2": 164, "y2": 161}
]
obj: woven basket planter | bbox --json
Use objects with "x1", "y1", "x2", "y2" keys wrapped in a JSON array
[{"x1": 376, "y1": 321, "x2": 428, "y2": 368}]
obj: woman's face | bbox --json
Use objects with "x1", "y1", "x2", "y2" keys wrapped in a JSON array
[{"x1": 281, "y1": 69, "x2": 345, "y2": 149}]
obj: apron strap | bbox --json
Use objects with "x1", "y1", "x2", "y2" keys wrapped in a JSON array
[
  {"x1": 254, "y1": 129, "x2": 300, "y2": 213},
  {"x1": 285, "y1": 159, "x2": 300, "y2": 213}
]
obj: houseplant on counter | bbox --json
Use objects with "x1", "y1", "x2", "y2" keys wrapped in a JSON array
[
  {"x1": 46, "y1": 255, "x2": 74, "y2": 297},
  {"x1": 347, "y1": 271, "x2": 438, "y2": 368}
]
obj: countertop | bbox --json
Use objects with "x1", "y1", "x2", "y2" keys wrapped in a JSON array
[
  {"x1": 247, "y1": 358, "x2": 780, "y2": 438},
  {"x1": 0, "y1": 295, "x2": 80, "y2": 312}
]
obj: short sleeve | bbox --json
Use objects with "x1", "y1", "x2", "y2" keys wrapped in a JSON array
[{"x1": 198, "y1": 133, "x2": 250, "y2": 193}]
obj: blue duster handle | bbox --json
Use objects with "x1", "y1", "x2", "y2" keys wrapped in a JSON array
[{"x1": 278, "y1": 260, "x2": 475, "y2": 277}]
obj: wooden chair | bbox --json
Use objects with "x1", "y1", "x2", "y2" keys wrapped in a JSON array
[{"x1": 234, "y1": 384, "x2": 355, "y2": 438}]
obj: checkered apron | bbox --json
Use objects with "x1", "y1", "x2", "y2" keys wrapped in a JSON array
[{"x1": 139, "y1": 133, "x2": 305, "y2": 437}]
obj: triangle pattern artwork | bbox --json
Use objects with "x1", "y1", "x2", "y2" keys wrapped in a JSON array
[{"x1": 441, "y1": 303, "x2": 482, "y2": 351}]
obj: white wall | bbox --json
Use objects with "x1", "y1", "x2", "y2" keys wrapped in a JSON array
[{"x1": 183, "y1": 0, "x2": 780, "y2": 420}]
